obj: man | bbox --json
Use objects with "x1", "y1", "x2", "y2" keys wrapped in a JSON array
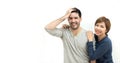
[{"x1": 45, "y1": 8, "x2": 89, "y2": 63}]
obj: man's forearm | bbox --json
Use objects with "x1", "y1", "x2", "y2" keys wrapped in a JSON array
[{"x1": 45, "y1": 16, "x2": 66, "y2": 30}]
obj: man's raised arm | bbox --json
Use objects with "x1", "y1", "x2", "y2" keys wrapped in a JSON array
[{"x1": 44, "y1": 8, "x2": 73, "y2": 30}]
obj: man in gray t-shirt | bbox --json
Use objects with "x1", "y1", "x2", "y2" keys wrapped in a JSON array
[{"x1": 45, "y1": 8, "x2": 90, "y2": 63}]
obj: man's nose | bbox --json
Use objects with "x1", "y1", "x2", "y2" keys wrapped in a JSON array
[{"x1": 71, "y1": 19, "x2": 75, "y2": 22}]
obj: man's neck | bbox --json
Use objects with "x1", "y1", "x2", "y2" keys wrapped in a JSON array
[{"x1": 70, "y1": 27, "x2": 82, "y2": 36}]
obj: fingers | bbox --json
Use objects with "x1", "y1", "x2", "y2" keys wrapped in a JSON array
[
  {"x1": 64, "y1": 8, "x2": 74, "y2": 18},
  {"x1": 90, "y1": 60, "x2": 96, "y2": 63},
  {"x1": 87, "y1": 31, "x2": 94, "y2": 42},
  {"x1": 62, "y1": 24, "x2": 66, "y2": 28},
  {"x1": 68, "y1": 8, "x2": 74, "y2": 13},
  {"x1": 87, "y1": 31, "x2": 94, "y2": 36},
  {"x1": 62, "y1": 24, "x2": 69, "y2": 29}
]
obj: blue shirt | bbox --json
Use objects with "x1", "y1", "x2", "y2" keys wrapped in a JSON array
[{"x1": 87, "y1": 35, "x2": 113, "y2": 63}]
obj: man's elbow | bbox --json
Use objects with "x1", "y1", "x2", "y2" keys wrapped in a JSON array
[
  {"x1": 44, "y1": 25, "x2": 55, "y2": 30},
  {"x1": 44, "y1": 25, "x2": 51, "y2": 30},
  {"x1": 44, "y1": 26, "x2": 48, "y2": 29}
]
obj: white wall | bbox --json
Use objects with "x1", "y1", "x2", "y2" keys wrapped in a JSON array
[{"x1": 0, "y1": 0, "x2": 120, "y2": 63}]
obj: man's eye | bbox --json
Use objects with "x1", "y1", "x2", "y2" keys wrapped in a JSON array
[{"x1": 75, "y1": 17, "x2": 78, "y2": 19}]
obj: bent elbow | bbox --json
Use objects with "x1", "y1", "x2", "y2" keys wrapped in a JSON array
[{"x1": 44, "y1": 25, "x2": 55, "y2": 30}]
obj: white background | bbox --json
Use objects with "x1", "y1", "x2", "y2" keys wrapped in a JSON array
[{"x1": 0, "y1": 0, "x2": 120, "y2": 63}]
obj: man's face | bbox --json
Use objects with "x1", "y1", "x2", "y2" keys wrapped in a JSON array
[{"x1": 68, "y1": 12, "x2": 81, "y2": 30}]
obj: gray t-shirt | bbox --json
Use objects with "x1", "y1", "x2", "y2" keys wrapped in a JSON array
[{"x1": 45, "y1": 28, "x2": 89, "y2": 63}]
